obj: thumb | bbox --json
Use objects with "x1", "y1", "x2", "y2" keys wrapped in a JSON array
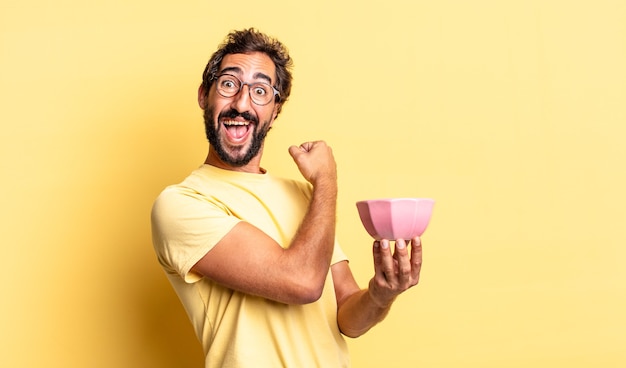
[
  {"x1": 288, "y1": 145, "x2": 302, "y2": 159},
  {"x1": 289, "y1": 143, "x2": 311, "y2": 159}
]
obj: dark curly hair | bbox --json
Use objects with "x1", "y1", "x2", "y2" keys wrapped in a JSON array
[{"x1": 200, "y1": 28, "x2": 293, "y2": 115}]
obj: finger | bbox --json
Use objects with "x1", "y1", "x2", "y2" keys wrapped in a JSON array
[
  {"x1": 372, "y1": 240, "x2": 385, "y2": 280},
  {"x1": 288, "y1": 145, "x2": 301, "y2": 159},
  {"x1": 376, "y1": 239, "x2": 394, "y2": 285},
  {"x1": 394, "y1": 239, "x2": 412, "y2": 288},
  {"x1": 288, "y1": 142, "x2": 310, "y2": 155},
  {"x1": 410, "y1": 236, "x2": 422, "y2": 281},
  {"x1": 299, "y1": 141, "x2": 316, "y2": 152}
]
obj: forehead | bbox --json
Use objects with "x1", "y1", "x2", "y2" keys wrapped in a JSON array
[{"x1": 219, "y1": 52, "x2": 277, "y2": 83}]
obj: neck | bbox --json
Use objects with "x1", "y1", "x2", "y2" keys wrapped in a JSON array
[{"x1": 204, "y1": 149, "x2": 265, "y2": 174}]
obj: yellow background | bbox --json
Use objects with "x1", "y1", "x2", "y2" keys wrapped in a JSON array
[{"x1": 2, "y1": 0, "x2": 625, "y2": 367}]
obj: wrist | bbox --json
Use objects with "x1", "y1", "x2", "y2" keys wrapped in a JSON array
[
  {"x1": 367, "y1": 281, "x2": 396, "y2": 310},
  {"x1": 312, "y1": 176, "x2": 338, "y2": 197}
]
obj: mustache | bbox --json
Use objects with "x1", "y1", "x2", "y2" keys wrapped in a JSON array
[{"x1": 219, "y1": 109, "x2": 258, "y2": 124}]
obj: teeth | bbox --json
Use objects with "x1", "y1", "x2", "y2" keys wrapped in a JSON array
[{"x1": 223, "y1": 120, "x2": 249, "y2": 126}]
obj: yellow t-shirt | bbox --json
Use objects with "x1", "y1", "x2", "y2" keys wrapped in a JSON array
[{"x1": 151, "y1": 164, "x2": 350, "y2": 368}]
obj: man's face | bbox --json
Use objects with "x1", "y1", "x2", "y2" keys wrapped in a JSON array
[{"x1": 200, "y1": 52, "x2": 280, "y2": 168}]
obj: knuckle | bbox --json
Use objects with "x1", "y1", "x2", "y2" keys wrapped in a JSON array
[
  {"x1": 400, "y1": 268, "x2": 411, "y2": 278},
  {"x1": 374, "y1": 278, "x2": 388, "y2": 289}
]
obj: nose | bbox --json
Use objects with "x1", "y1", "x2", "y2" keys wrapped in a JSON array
[{"x1": 231, "y1": 84, "x2": 253, "y2": 113}]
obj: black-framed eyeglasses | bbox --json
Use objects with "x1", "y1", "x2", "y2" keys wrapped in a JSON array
[{"x1": 212, "y1": 73, "x2": 280, "y2": 106}]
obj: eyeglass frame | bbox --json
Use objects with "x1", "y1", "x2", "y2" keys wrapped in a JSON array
[{"x1": 210, "y1": 73, "x2": 281, "y2": 106}]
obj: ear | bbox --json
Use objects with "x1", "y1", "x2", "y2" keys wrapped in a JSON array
[
  {"x1": 197, "y1": 84, "x2": 207, "y2": 109},
  {"x1": 272, "y1": 103, "x2": 282, "y2": 121}
]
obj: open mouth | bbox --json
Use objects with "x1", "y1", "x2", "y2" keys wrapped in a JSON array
[{"x1": 222, "y1": 119, "x2": 253, "y2": 142}]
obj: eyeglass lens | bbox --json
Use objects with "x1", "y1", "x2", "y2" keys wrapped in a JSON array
[{"x1": 216, "y1": 74, "x2": 274, "y2": 105}]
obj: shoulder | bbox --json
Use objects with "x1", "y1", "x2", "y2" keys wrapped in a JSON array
[
  {"x1": 267, "y1": 174, "x2": 313, "y2": 198},
  {"x1": 150, "y1": 167, "x2": 232, "y2": 225}
]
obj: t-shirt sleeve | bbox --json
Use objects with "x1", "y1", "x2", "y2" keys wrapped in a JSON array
[{"x1": 151, "y1": 186, "x2": 241, "y2": 283}]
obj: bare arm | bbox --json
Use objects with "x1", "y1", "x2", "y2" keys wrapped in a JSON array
[
  {"x1": 333, "y1": 237, "x2": 422, "y2": 337},
  {"x1": 191, "y1": 141, "x2": 337, "y2": 305}
]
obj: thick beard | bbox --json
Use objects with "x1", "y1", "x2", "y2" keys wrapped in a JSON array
[{"x1": 204, "y1": 107, "x2": 271, "y2": 167}]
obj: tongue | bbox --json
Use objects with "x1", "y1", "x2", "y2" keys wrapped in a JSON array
[{"x1": 227, "y1": 125, "x2": 248, "y2": 139}]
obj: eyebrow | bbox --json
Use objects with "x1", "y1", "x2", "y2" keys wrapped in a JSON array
[{"x1": 219, "y1": 66, "x2": 273, "y2": 84}]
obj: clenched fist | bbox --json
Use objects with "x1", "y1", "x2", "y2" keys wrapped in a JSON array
[{"x1": 288, "y1": 141, "x2": 337, "y2": 186}]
